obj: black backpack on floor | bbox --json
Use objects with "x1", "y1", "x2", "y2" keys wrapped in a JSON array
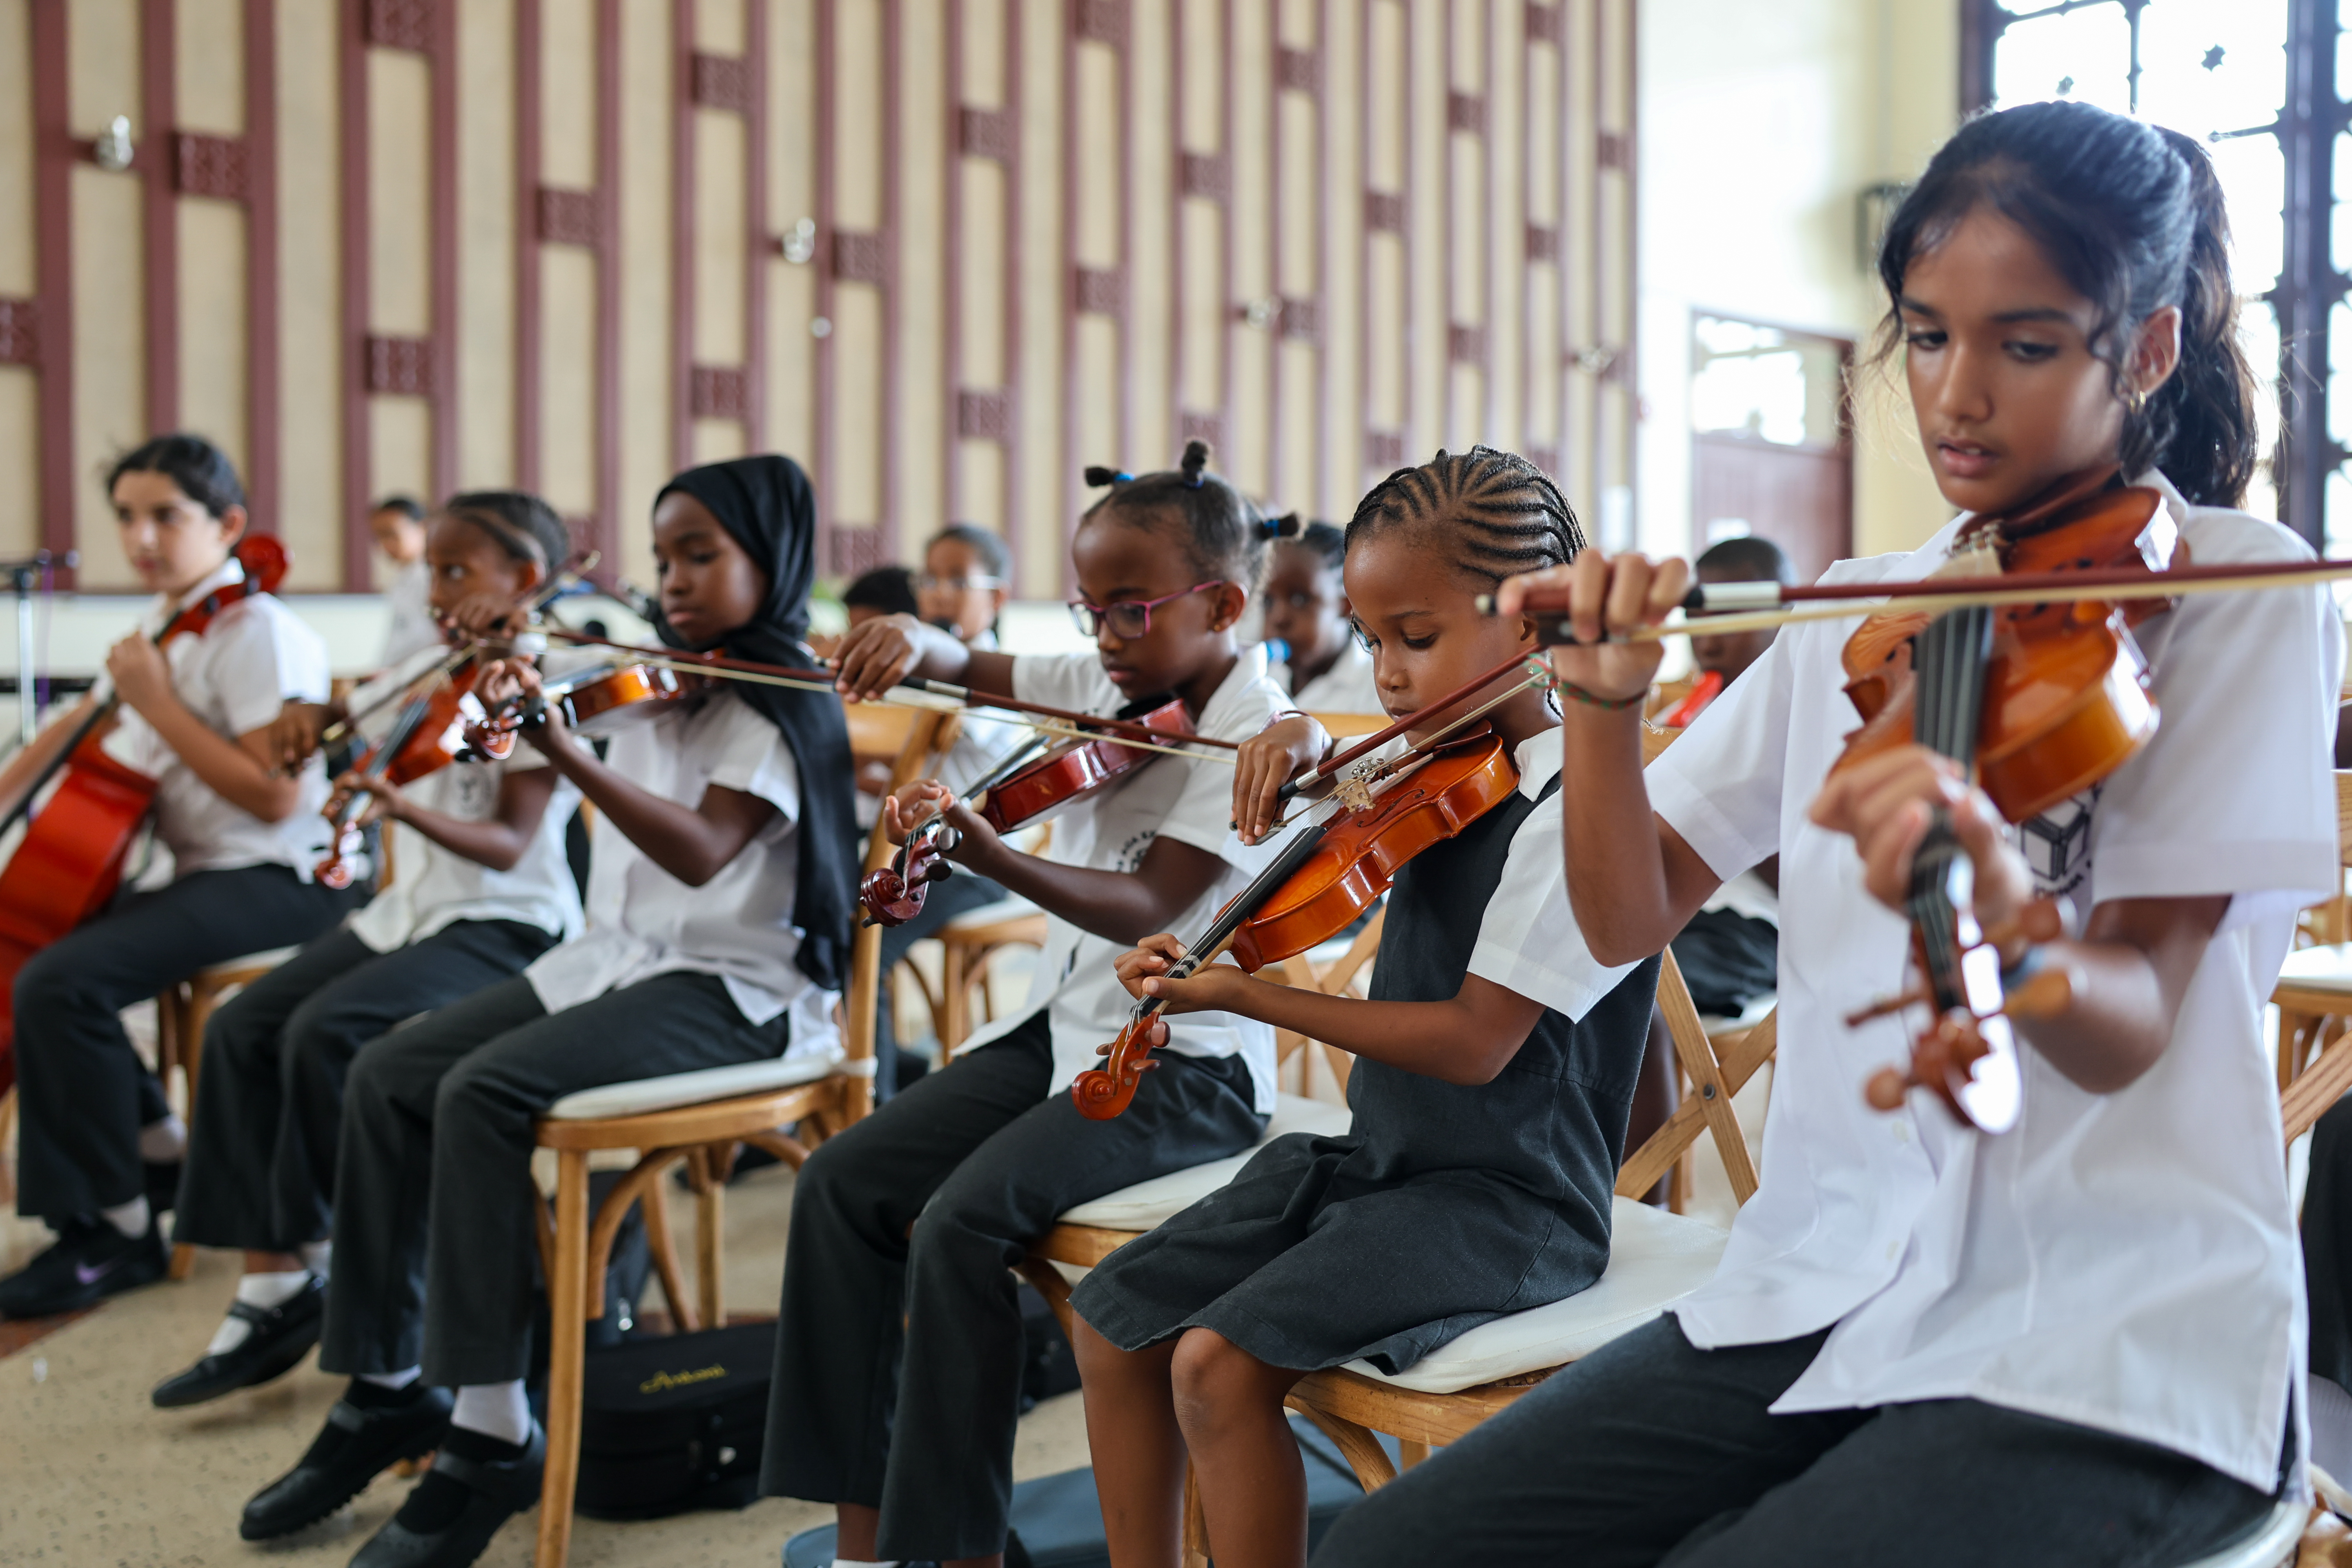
[{"x1": 573, "y1": 1319, "x2": 775, "y2": 1520}]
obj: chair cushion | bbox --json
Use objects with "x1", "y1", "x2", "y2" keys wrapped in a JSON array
[
  {"x1": 543, "y1": 1047, "x2": 846, "y2": 1121},
  {"x1": 2278, "y1": 944, "x2": 2352, "y2": 995},
  {"x1": 1056, "y1": 1093, "x2": 1354, "y2": 1230},
  {"x1": 1702, "y1": 993, "x2": 1776, "y2": 1034},
  {"x1": 942, "y1": 895, "x2": 1046, "y2": 934},
  {"x1": 1337, "y1": 1198, "x2": 1730, "y2": 1393},
  {"x1": 198, "y1": 946, "x2": 299, "y2": 981},
  {"x1": 2173, "y1": 1496, "x2": 2308, "y2": 1568}
]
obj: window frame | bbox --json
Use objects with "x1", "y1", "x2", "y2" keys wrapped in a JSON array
[{"x1": 1959, "y1": 0, "x2": 2340, "y2": 547}]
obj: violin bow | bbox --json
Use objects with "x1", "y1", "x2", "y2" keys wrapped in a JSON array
[
  {"x1": 536, "y1": 627, "x2": 1247, "y2": 760},
  {"x1": 1272, "y1": 650, "x2": 1554, "y2": 805},
  {"x1": 1477, "y1": 555, "x2": 2352, "y2": 647}
]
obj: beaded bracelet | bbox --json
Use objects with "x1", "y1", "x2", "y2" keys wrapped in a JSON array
[{"x1": 1552, "y1": 678, "x2": 1646, "y2": 711}]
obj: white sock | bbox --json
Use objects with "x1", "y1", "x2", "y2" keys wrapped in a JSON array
[
  {"x1": 2314, "y1": 1374, "x2": 2352, "y2": 1486},
  {"x1": 99, "y1": 1195, "x2": 150, "y2": 1238},
  {"x1": 205, "y1": 1270, "x2": 311, "y2": 1355},
  {"x1": 138, "y1": 1115, "x2": 186, "y2": 1163},
  {"x1": 360, "y1": 1367, "x2": 421, "y2": 1391},
  {"x1": 450, "y1": 1379, "x2": 531, "y2": 1446},
  {"x1": 298, "y1": 1240, "x2": 332, "y2": 1278}
]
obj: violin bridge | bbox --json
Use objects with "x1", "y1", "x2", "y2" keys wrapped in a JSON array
[{"x1": 1333, "y1": 767, "x2": 1378, "y2": 814}]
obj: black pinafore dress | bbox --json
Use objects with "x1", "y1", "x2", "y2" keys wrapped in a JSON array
[{"x1": 1069, "y1": 775, "x2": 1662, "y2": 1374}]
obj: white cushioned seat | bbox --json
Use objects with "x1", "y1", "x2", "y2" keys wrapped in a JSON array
[
  {"x1": 198, "y1": 946, "x2": 299, "y2": 980},
  {"x1": 543, "y1": 1047, "x2": 845, "y2": 1121},
  {"x1": 941, "y1": 895, "x2": 1045, "y2": 933},
  {"x1": 1700, "y1": 993, "x2": 1776, "y2": 1034},
  {"x1": 2278, "y1": 943, "x2": 2352, "y2": 994},
  {"x1": 2175, "y1": 1496, "x2": 2306, "y2": 1568},
  {"x1": 1058, "y1": 1093, "x2": 1354, "y2": 1230},
  {"x1": 1340, "y1": 1198, "x2": 1729, "y2": 1393}
]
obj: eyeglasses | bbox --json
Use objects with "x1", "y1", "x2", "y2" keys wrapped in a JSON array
[
  {"x1": 915, "y1": 573, "x2": 1003, "y2": 593},
  {"x1": 1066, "y1": 581, "x2": 1232, "y2": 640}
]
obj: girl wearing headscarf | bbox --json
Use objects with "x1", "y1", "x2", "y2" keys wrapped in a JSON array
[{"x1": 234, "y1": 457, "x2": 857, "y2": 1568}]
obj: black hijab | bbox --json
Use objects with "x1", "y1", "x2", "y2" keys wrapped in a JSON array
[{"x1": 653, "y1": 456, "x2": 858, "y2": 994}]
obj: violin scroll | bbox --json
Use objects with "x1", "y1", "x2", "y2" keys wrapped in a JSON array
[
  {"x1": 1072, "y1": 1016, "x2": 1161, "y2": 1121},
  {"x1": 858, "y1": 837, "x2": 953, "y2": 928}
]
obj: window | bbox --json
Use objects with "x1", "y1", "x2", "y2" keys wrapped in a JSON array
[{"x1": 1962, "y1": 0, "x2": 2341, "y2": 550}]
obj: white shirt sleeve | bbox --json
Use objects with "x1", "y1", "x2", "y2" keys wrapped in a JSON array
[
  {"x1": 701, "y1": 694, "x2": 802, "y2": 821},
  {"x1": 1009, "y1": 651, "x2": 1119, "y2": 714},
  {"x1": 1468, "y1": 798, "x2": 1637, "y2": 1020},
  {"x1": 1646, "y1": 615, "x2": 1799, "y2": 883},
  {"x1": 209, "y1": 600, "x2": 331, "y2": 737},
  {"x1": 2086, "y1": 520, "x2": 2343, "y2": 907}
]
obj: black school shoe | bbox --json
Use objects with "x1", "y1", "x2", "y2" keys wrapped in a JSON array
[
  {"x1": 349, "y1": 1422, "x2": 545, "y2": 1568},
  {"x1": 151, "y1": 1274, "x2": 326, "y2": 1407},
  {"x1": 240, "y1": 1381, "x2": 454, "y2": 1540},
  {"x1": 0, "y1": 1216, "x2": 168, "y2": 1318}
]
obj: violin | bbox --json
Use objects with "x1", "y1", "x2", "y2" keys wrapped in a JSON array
[
  {"x1": 859, "y1": 695, "x2": 1204, "y2": 927},
  {"x1": 1828, "y1": 472, "x2": 2169, "y2": 1131},
  {"x1": 858, "y1": 734, "x2": 1052, "y2": 927},
  {"x1": 313, "y1": 666, "x2": 516, "y2": 889},
  {"x1": 1073, "y1": 724, "x2": 1526, "y2": 1120},
  {"x1": 976, "y1": 695, "x2": 1192, "y2": 833},
  {"x1": 465, "y1": 658, "x2": 715, "y2": 751},
  {"x1": 0, "y1": 534, "x2": 289, "y2": 1094}
]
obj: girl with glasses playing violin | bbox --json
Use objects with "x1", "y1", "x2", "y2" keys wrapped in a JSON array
[
  {"x1": 1070, "y1": 447, "x2": 1661, "y2": 1568},
  {"x1": 152, "y1": 493, "x2": 583, "y2": 1412},
  {"x1": 764, "y1": 440, "x2": 1293, "y2": 1568},
  {"x1": 1316, "y1": 101, "x2": 2340, "y2": 1568}
]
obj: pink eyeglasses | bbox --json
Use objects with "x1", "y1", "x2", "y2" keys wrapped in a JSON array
[{"x1": 1066, "y1": 581, "x2": 1232, "y2": 640}]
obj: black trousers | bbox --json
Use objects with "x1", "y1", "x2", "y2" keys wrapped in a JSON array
[
  {"x1": 1312, "y1": 1314, "x2": 2275, "y2": 1568},
  {"x1": 872, "y1": 869, "x2": 1006, "y2": 1099},
  {"x1": 760, "y1": 1009, "x2": 1263, "y2": 1563},
  {"x1": 318, "y1": 970, "x2": 787, "y2": 1387},
  {"x1": 12, "y1": 864, "x2": 357, "y2": 1223},
  {"x1": 172, "y1": 920, "x2": 558, "y2": 1255},
  {"x1": 2306, "y1": 1096, "x2": 2352, "y2": 1392}
]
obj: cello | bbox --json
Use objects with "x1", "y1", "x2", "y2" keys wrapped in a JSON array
[{"x1": 0, "y1": 534, "x2": 290, "y2": 1094}]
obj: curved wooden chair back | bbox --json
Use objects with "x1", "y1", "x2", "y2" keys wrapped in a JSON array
[{"x1": 1269, "y1": 908, "x2": 1383, "y2": 1102}]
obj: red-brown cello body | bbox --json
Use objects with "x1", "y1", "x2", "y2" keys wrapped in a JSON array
[{"x1": 0, "y1": 535, "x2": 289, "y2": 1093}]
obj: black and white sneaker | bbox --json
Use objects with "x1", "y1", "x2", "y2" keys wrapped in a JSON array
[{"x1": 0, "y1": 1216, "x2": 168, "y2": 1318}]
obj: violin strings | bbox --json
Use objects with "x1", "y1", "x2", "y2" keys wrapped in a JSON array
[{"x1": 1255, "y1": 666, "x2": 1551, "y2": 833}]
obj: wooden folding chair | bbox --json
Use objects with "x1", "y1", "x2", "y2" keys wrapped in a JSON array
[
  {"x1": 1016, "y1": 949, "x2": 1770, "y2": 1564},
  {"x1": 525, "y1": 705, "x2": 949, "y2": 1568},
  {"x1": 2272, "y1": 772, "x2": 2352, "y2": 1096},
  {"x1": 1269, "y1": 910, "x2": 1381, "y2": 1102}
]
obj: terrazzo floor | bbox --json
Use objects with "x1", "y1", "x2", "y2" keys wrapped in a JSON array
[{"x1": 0, "y1": 1156, "x2": 1094, "y2": 1568}]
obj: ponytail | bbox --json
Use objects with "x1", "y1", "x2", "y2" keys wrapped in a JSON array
[
  {"x1": 1875, "y1": 100, "x2": 2261, "y2": 509},
  {"x1": 1081, "y1": 441, "x2": 1275, "y2": 590},
  {"x1": 2131, "y1": 126, "x2": 2258, "y2": 509}
]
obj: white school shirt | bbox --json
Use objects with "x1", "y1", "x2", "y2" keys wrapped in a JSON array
[
  {"x1": 955, "y1": 646, "x2": 1294, "y2": 1112},
  {"x1": 1269, "y1": 638, "x2": 1385, "y2": 717},
  {"x1": 1647, "y1": 470, "x2": 2343, "y2": 1493},
  {"x1": 1349, "y1": 726, "x2": 1634, "y2": 1018},
  {"x1": 524, "y1": 686, "x2": 834, "y2": 1042},
  {"x1": 342, "y1": 647, "x2": 585, "y2": 952},
  {"x1": 381, "y1": 559, "x2": 441, "y2": 664},
  {"x1": 97, "y1": 558, "x2": 335, "y2": 879}
]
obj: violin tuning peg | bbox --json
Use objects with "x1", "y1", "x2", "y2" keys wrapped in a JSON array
[{"x1": 1864, "y1": 1066, "x2": 1913, "y2": 1111}]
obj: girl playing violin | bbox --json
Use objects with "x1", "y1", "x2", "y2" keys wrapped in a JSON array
[
  {"x1": 1316, "y1": 100, "x2": 2341, "y2": 1568},
  {"x1": 1261, "y1": 518, "x2": 1383, "y2": 715},
  {"x1": 1071, "y1": 447, "x2": 1661, "y2": 1568},
  {"x1": 762, "y1": 440, "x2": 1292, "y2": 1568},
  {"x1": 0, "y1": 435, "x2": 356, "y2": 1320},
  {"x1": 152, "y1": 492, "x2": 583, "y2": 1410},
  {"x1": 235, "y1": 456, "x2": 858, "y2": 1568}
]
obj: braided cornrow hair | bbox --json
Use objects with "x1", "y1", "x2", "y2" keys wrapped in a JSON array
[
  {"x1": 1081, "y1": 439, "x2": 1293, "y2": 590},
  {"x1": 1345, "y1": 446, "x2": 1585, "y2": 586}
]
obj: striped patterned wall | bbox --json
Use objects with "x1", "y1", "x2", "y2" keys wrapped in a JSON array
[{"x1": 0, "y1": 0, "x2": 1636, "y2": 595}]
